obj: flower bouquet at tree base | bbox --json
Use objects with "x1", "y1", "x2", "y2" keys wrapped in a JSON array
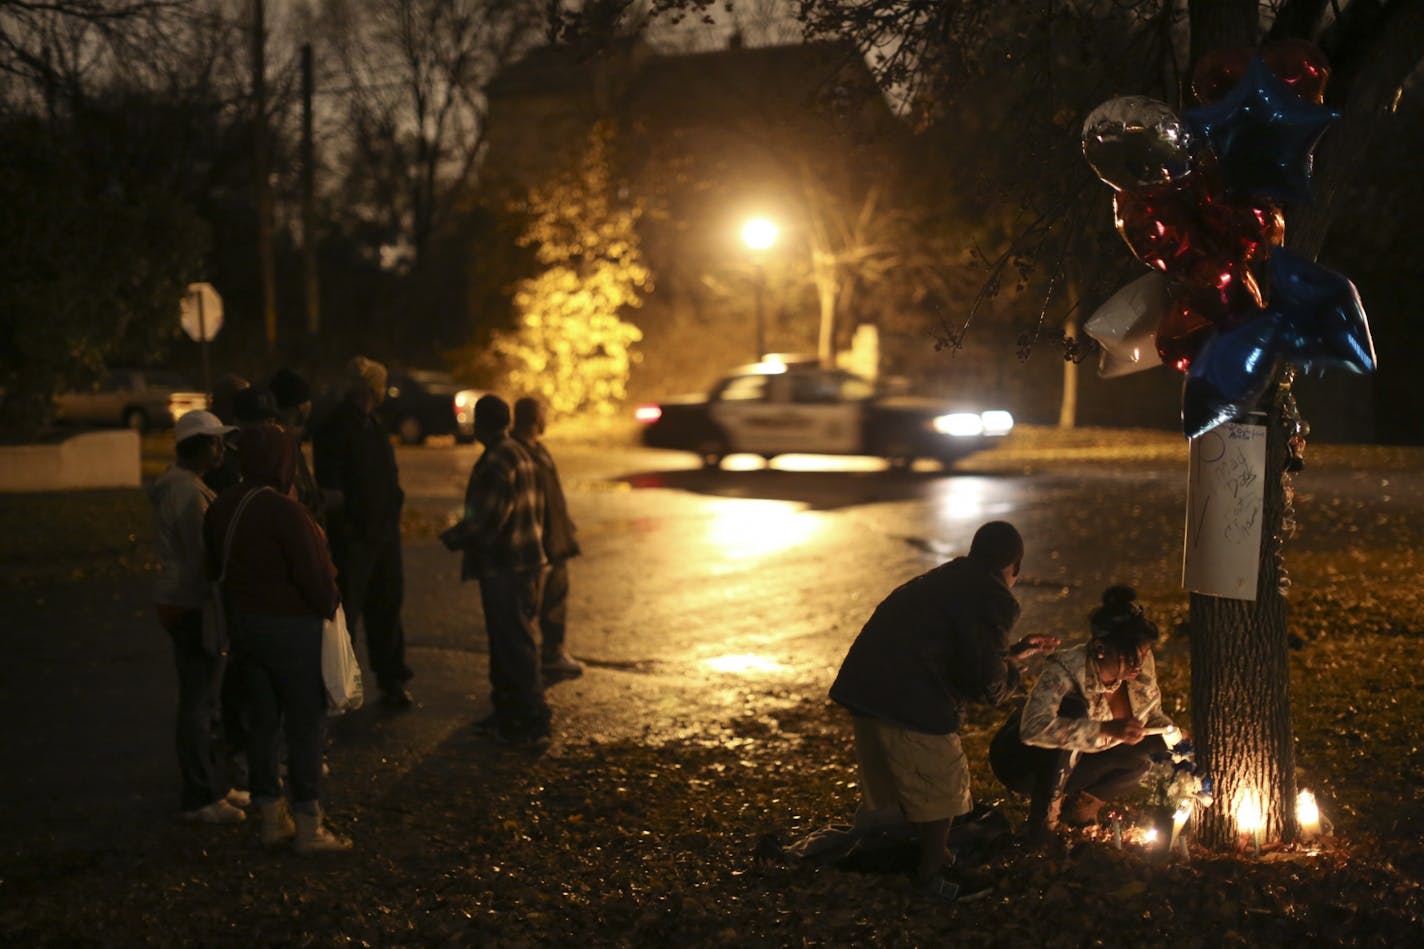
[{"x1": 1142, "y1": 736, "x2": 1215, "y2": 860}]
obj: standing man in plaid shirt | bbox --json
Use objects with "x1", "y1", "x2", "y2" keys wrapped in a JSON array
[
  {"x1": 513, "y1": 397, "x2": 584, "y2": 680},
  {"x1": 441, "y1": 394, "x2": 551, "y2": 745}
]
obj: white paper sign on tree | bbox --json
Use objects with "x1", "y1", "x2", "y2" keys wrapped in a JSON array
[{"x1": 1183, "y1": 420, "x2": 1267, "y2": 600}]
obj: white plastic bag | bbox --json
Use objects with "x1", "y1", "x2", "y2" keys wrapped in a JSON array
[{"x1": 321, "y1": 604, "x2": 364, "y2": 713}]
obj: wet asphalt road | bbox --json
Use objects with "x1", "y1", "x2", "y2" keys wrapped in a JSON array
[{"x1": 395, "y1": 441, "x2": 1423, "y2": 686}]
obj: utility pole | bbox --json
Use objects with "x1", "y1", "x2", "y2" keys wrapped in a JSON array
[
  {"x1": 301, "y1": 42, "x2": 320, "y2": 338},
  {"x1": 253, "y1": 0, "x2": 277, "y2": 354}
]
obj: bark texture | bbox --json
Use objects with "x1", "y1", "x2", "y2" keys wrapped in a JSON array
[{"x1": 1190, "y1": 380, "x2": 1299, "y2": 849}]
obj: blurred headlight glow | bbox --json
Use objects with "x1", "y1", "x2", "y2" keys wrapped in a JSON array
[
  {"x1": 934, "y1": 413, "x2": 984, "y2": 437},
  {"x1": 981, "y1": 410, "x2": 1014, "y2": 435},
  {"x1": 634, "y1": 404, "x2": 663, "y2": 423}
]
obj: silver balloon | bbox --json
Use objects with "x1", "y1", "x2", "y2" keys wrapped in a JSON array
[
  {"x1": 1083, "y1": 96, "x2": 1195, "y2": 191},
  {"x1": 1084, "y1": 272, "x2": 1172, "y2": 377}
]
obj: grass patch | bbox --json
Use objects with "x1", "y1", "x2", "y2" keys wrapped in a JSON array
[{"x1": 0, "y1": 489, "x2": 153, "y2": 586}]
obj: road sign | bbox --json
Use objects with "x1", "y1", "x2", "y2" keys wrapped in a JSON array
[{"x1": 180, "y1": 283, "x2": 224, "y2": 342}]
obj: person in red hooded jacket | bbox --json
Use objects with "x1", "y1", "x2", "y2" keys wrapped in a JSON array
[{"x1": 204, "y1": 425, "x2": 348, "y2": 854}]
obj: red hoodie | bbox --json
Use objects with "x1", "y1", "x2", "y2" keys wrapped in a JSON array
[{"x1": 204, "y1": 424, "x2": 339, "y2": 619}]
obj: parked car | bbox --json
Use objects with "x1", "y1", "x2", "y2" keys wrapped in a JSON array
[
  {"x1": 378, "y1": 369, "x2": 483, "y2": 445},
  {"x1": 53, "y1": 368, "x2": 209, "y2": 432},
  {"x1": 634, "y1": 359, "x2": 1014, "y2": 470}
]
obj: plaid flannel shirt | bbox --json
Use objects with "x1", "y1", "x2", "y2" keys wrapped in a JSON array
[
  {"x1": 1018, "y1": 642, "x2": 1174, "y2": 752},
  {"x1": 459, "y1": 436, "x2": 547, "y2": 580}
]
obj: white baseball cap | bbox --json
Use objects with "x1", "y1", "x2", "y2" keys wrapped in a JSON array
[{"x1": 174, "y1": 409, "x2": 236, "y2": 444}]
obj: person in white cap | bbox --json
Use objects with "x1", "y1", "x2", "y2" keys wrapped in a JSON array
[{"x1": 147, "y1": 409, "x2": 247, "y2": 824}]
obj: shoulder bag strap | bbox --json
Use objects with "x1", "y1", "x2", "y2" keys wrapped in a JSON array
[{"x1": 218, "y1": 486, "x2": 272, "y2": 583}]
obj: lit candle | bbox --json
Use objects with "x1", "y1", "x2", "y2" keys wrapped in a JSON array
[
  {"x1": 1235, "y1": 788, "x2": 1264, "y2": 855},
  {"x1": 1162, "y1": 725, "x2": 1183, "y2": 749},
  {"x1": 1296, "y1": 789, "x2": 1322, "y2": 839},
  {"x1": 1169, "y1": 799, "x2": 1192, "y2": 854}
]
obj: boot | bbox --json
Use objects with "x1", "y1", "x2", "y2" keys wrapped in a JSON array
[
  {"x1": 293, "y1": 807, "x2": 352, "y2": 854},
  {"x1": 1062, "y1": 792, "x2": 1106, "y2": 827},
  {"x1": 1026, "y1": 793, "x2": 1062, "y2": 846},
  {"x1": 259, "y1": 799, "x2": 296, "y2": 847}
]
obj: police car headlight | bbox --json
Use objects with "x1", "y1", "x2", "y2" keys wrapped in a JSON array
[
  {"x1": 981, "y1": 410, "x2": 1014, "y2": 436},
  {"x1": 933, "y1": 413, "x2": 984, "y2": 437}
]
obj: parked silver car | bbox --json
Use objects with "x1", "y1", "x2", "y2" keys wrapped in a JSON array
[{"x1": 54, "y1": 369, "x2": 209, "y2": 431}]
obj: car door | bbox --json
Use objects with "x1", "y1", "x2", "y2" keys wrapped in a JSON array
[
  {"x1": 778, "y1": 370, "x2": 865, "y2": 454},
  {"x1": 707, "y1": 372, "x2": 791, "y2": 455}
]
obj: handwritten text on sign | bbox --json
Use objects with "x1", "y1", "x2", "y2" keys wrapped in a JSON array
[{"x1": 1184, "y1": 421, "x2": 1267, "y2": 601}]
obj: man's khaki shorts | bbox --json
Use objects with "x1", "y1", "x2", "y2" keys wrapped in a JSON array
[{"x1": 852, "y1": 715, "x2": 973, "y2": 824}]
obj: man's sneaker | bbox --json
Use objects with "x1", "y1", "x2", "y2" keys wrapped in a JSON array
[
  {"x1": 225, "y1": 788, "x2": 252, "y2": 808},
  {"x1": 181, "y1": 799, "x2": 247, "y2": 824},
  {"x1": 542, "y1": 649, "x2": 584, "y2": 679},
  {"x1": 380, "y1": 687, "x2": 415, "y2": 709}
]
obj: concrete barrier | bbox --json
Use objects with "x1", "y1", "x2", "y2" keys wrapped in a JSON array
[{"x1": 0, "y1": 430, "x2": 141, "y2": 492}]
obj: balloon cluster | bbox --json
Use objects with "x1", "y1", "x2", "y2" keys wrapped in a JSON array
[{"x1": 1081, "y1": 42, "x2": 1377, "y2": 438}]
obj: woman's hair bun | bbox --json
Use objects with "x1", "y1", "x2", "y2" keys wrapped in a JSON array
[{"x1": 1091, "y1": 584, "x2": 1159, "y2": 648}]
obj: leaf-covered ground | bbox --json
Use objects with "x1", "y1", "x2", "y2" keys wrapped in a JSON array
[
  {"x1": 3, "y1": 625, "x2": 1420, "y2": 946},
  {"x1": 2, "y1": 428, "x2": 1421, "y2": 945}
]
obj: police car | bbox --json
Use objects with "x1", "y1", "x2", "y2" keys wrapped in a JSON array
[{"x1": 634, "y1": 358, "x2": 1014, "y2": 469}]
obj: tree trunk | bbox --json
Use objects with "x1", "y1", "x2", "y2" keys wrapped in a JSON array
[
  {"x1": 1058, "y1": 296, "x2": 1079, "y2": 429},
  {"x1": 1182, "y1": 0, "x2": 1424, "y2": 851},
  {"x1": 815, "y1": 259, "x2": 838, "y2": 366},
  {"x1": 1183, "y1": 0, "x2": 1301, "y2": 852},
  {"x1": 1189, "y1": 378, "x2": 1299, "y2": 849}
]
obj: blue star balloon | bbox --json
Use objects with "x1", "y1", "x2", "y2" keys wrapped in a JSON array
[
  {"x1": 1182, "y1": 313, "x2": 1281, "y2": 439},
  {"x1": 1267, "y1": 248, "x2": 1376, "y2": 374},
  {"x1": 1184, "y1": 56, "x2": 1339, "y2": 203}
]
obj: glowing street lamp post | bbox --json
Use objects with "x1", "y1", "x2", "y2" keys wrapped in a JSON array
[{"x1": 741, "y1": 217, "x2": 778, "y2": 360}]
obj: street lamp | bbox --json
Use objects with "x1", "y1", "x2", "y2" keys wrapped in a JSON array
[{"x1": 741, "y1": 217, "x2": 778, "y2": 359}]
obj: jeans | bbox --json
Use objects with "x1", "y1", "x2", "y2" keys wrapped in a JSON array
[
  {"x1": 333, "y1": 535, "x2": 412, "y2": 694},
  {"x1": 540, "y1": 561, "x2": 571, "y2": 654},
  {"x1": 228, "y1": 612, "x2": 325, "y2": 813},
  {"x1": 478, "y1": 568, "x2": 550, "y2": 732},
  {"x1": 166, "y1": 610, "x2": 227, "y2": 811},
  {"x1": 992, "y1": 725, "x2": 1166, "y2": 806}
]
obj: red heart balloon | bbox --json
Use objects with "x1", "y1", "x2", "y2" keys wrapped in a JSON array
[
  {"x1": 1114, "y1": 184, "x2": 1211, "y2": 276},
  {"x1": 1200, "y1": 198, "x2": 1285, "y2": 263},
  {"x1": 1263, "y1": 39, "x2": 1330, "y2": 104},
  {"x1": 1191, "y1": 47, "x2": 1251, "y2": 105},
  {"x1": 1180, "y1": 256, "x2": 1265, "y2": 318},
  {"x1": 1156, "y1": 296, "x2": 1219, "y2": 372}
]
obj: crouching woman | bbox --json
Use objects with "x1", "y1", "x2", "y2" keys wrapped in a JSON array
[
  {"x1": 990, "y1": 586, "x2": 1175, "y2": 841},
  {"x1": 205, "y1": 424, "x2": 349, "y2": 853}
]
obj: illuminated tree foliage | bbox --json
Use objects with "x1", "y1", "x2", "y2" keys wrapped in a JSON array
[{"x1": 492, "y1": 123, "x2": 649, "y2": 417}]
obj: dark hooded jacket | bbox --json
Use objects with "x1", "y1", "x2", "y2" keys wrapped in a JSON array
[
  {"x1": 204, "y1": 425, "x2": 339, "y2": 619},
  {"x1": 829, "y1": 556, "x2": 1022, "y2": 735}
]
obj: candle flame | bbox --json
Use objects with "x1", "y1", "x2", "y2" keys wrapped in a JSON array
[
  {"x1": 1234, "y1": 787, "x2": 1264, "y2": 833},
  {"x1": 1297, "y1": 789, "x2": 1320, "y2": 829}
]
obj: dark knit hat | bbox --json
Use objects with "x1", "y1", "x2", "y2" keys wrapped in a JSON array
[
  {"x1": 233, "y1": 385, "x2": 278, "y2": 423},
  {"x1": 269, "y1": 368, "x2": 312, "y2": 409},
  {"x1": 968, "y1": 520, "x2": 1024, "y2": 571}
]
